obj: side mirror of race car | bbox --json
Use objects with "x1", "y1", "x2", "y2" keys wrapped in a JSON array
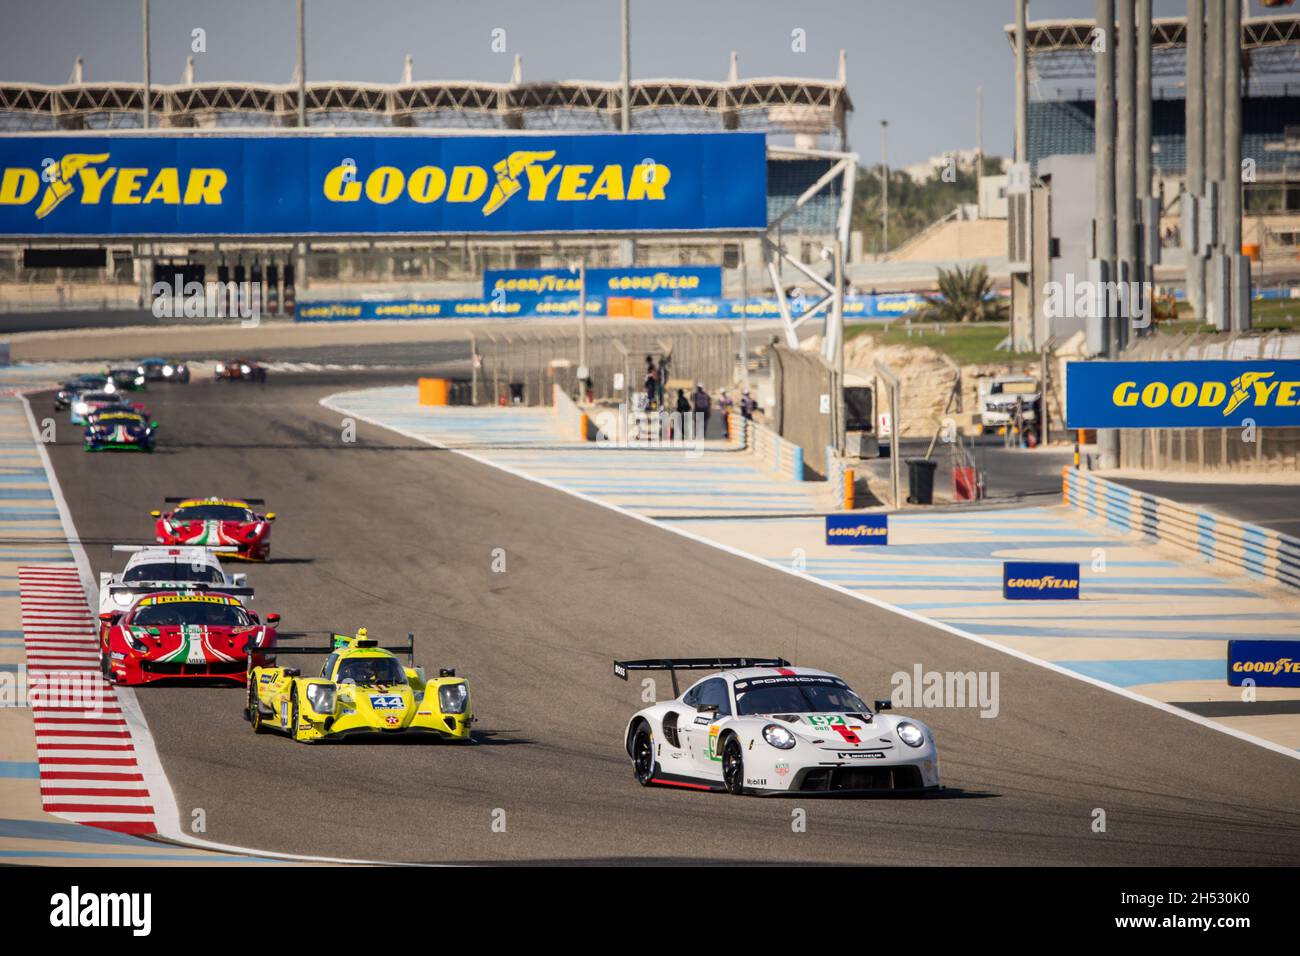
[
  {"x1": 265, "y1": 613, "x2": 281, "y2": 625},
  {"x1": 874, "y1": 699, "x2": 892, "y2": 712},
  {"x1": 265, "y1": 512, "x2": 277, "y2": 521},
  {"x1": 150, "y1": 510, "x2": 161, "y2": 517},
  {"x1": 99, "y1": 611, "x2": 119, "y2": 623}
]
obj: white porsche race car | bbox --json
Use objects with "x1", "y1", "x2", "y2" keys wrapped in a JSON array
[
  {"x1": 615, "y1": 658, "x2": 941, "y2": 795},
  {"x1": 97, "y1": 545, "x2": 253, "y2": 620}
]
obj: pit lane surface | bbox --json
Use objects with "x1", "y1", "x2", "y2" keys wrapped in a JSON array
[{"x1": 42, "y1": 376, "x2": 1300, "y2": 864}]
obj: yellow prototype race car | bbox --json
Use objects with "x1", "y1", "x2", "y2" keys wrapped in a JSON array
[{"x1": 246, "y1": 628, "x2": 472, "y2": 743}]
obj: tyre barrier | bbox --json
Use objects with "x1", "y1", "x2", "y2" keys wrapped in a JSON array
[{"x1": 1062, "y1": 468, "x2": 1300, "y2": 593}]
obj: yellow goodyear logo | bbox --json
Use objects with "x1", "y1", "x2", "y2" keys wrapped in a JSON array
[
  {"x1": 1112, "y1": 371, "x2": 1300, "y2": 418},
  {"x1": 0, "y1": 153, "x2": 227, "y2": 219},
  {"x1": 1006, "y1": 575, "x2": 1079, "y2": 591},
  {"x1": 826, "y1": 525, "x2": 888, "y2": 539},
  {"x1": 321, "y1": 150, "x2": 671, "y2": 216},
  {"x1": 1231, "y1": 657, "x2": 1300, "y2": 676}
]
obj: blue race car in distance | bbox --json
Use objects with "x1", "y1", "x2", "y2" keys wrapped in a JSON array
[{"x1": 84, "y1": 410, "x2": 157, "y2": 453}]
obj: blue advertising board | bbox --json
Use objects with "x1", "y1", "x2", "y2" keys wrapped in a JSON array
[
  {"x1": 484, "y1": 266, "x2": 723, "y2": 300},
  {"x1": 1227, "y1": 640, "x2": 1300, "y2": 687},
  {"x1": 0, "y1": 132, "x2": 768, "y2": 237},
  {"x1": 825, "y1": 513, "x2": 888, "y2": 546},
  {"x1": 1066, "y1": 360, "x2": 1300, "y2": 429},
  {"x1": 1002, "y1": 561, "x2": 1080, "y2": 600}
]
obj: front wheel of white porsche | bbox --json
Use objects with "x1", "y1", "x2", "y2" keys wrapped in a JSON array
[
  {"x1": 721, "y1": 735, "x2": 746, "y2": 795},
  {"x1": 631, "y1": 724, "x2": 655, "y2": 786}
]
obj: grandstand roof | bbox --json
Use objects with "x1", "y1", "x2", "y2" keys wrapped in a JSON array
[
  {"x1": 1004, "y1": 13, "x2": 1300, "y2": 83},
  {"x1": 0, "y1": 68, "x2": 851, "y2": 141}
]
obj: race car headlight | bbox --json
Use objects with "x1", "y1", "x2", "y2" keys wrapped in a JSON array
[
  {"x1": 305, "y1": 683, "x2": 337, "y2": 714},
  {"x1": 438, "y1": 682, "x2": 469, "y2": 715},
  {"x1": 123, "y1": 632, "x2": 147, "y2": 652},
  {"x1": 112, "y1": 590, "x2": 134, "y2": 606},
  {"x1": 762, "y1": 723, "x2": 797, "y2": 750},
  {"x1": 134, "y1": 376, "x2": 144, "y2": 385},
  {"x1": 240, "y1": 364, "x2": 251, "y2": 375},
  {"x1": 163, "y1": 365, "x2": 174, "y2": 376},
  {"x1": 896, "y1": 721, "x2": 926, "y2": 748},
  {"x1": 73, "y1": 401, "x2": 89, "y2": 416},
  {"x1": 215, "y1": 363, "x2": 226, "y2": 373}
]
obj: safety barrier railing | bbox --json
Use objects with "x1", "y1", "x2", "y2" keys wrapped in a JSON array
[
  {"x1": 727, "y1": 410, "x2": 805, "y2": 481},
  {"x1": 1063, "y1": 468, "x2": 1300, "y2": 593}
]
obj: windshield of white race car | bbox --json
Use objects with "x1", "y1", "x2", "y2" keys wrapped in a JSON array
[
  {"x1": 733, "y1": 676, "x2": 870, "y2": 716},
  {"x1": 123, "y1": 562, "x2": 225, "y2": 584}
]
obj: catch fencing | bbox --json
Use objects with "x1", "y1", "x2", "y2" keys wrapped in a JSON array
[
  {"x1": 471, "y1": 322, "x2": 735, "y2": 407},
  {"x1": 769, "y1": 345, "x2": 836, "y2": 479}
]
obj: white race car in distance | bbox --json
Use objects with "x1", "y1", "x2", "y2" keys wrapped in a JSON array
[
  {"x1": 615, "y1": 658, "x2": 940, "y2": 795},
  {"x1": 97, "y1": 545, "x2": 253, "y2": 621}
]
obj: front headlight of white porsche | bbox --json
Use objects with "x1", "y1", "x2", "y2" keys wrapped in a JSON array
[
  {"x1": 74, "y1": 401, "x2": 89, "y2": 416},
  {"x1": 240, "y1": 364, "x2": 251, "y2": 375},
  {"x1": 163, "y1": 365, "x2": 174, "y2": 376},
  {"x1": 896, "y1": 721, "x2": 926, "y2": 748},
  {"x1": 438, "y1": 682, "x2": 469, "y2": 714},
  {"x1": 762, "y1": 723, "x2": 797, "y2": 750},
  {"x1": 112, "y1": 590, "x2": 134, "y2": 606}
]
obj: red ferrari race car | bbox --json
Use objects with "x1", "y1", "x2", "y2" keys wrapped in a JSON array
[
  {"x1": 152, "y1": 496, "x2": 277, "y2": 561},
  {"x1": 98, "y1": 592, "x2": 280, "y2": 686}
]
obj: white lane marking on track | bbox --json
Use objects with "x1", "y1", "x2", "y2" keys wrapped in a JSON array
[{"x1": 320, "y1": 390, "x2": 1300, "y2": 765}]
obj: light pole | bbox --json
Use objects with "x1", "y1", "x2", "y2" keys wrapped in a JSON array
[
  {"x1": 297, "y1": 0, "x2": 307, "y2": 127},
  {"x1": 880, "y1": 120, "x2": 889, "y2": 256},
  {"x1": 141, "y1": 0, "x2": 151, "y2": 129},
  {"x1": 620, "y1": 0, "x2": 635, "y2": 266}
]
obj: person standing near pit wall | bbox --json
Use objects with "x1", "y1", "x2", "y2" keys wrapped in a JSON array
[
  {"x1": 692, "y1": 383, "x2": 712, "y2": 439},
  {"x1": 718, "y1": 388, "x2": 734, "y2": 439}
]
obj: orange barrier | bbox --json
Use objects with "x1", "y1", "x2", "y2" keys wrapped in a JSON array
[
  {"x1": 418, "y1": 378, "x2": 450, "y2": 406},
  {"x1": 606, "y1": 296, "x2": 633, "y2": 318},
  {"x1": 843, "y1": 468, "x2": 855, "y2": 510},
  {"x1": 1243, "y1": 243, "x2": 1261, "y2": 262}
]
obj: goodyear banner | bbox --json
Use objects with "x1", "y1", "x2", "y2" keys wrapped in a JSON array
[
  {"x1": 1002, "y1": 561, "x2": 1080, "y2": 600},
  {"x1": 1227, "y1": 639, "x2": 1300, "y2": 688},
  {"x1": 1066, "y1": 360, "x2": 1300, "y2": 429},
  {"x1": 0, "y1": 133, "x2": 768, "y2": 237},
  {"x1": 825, "y1": 513, "x2": 888, "y2": 546},
  {"x1": 485, "y1": 266, "x2": 722, "y2": 300}
]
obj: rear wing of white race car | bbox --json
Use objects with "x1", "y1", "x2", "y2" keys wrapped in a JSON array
[
  {"x1": 613, "y1": 657, "x2": 791, "y2": 696},
  {"x1": 113, "y1": 544, "x2": 240, "y2": 554},
  {"x1": 100, "y1": 581, "x2": 255, "y2": 608}
]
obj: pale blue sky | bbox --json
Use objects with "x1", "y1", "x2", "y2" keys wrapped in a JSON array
[{"x1": 0, "y1": 1, "x2": 1230, "y2": 165}]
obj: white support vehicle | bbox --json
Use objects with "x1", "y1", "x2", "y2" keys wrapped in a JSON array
[
  {"x1": 978, "y1": 375, "x2": 1041, "y2": 429},
  {"x1": 97, "y1": 545, "x2": 253, "y2": 619},
  {"x1": 614, "y1": 658, "x2": 940, "y2": 795}
]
